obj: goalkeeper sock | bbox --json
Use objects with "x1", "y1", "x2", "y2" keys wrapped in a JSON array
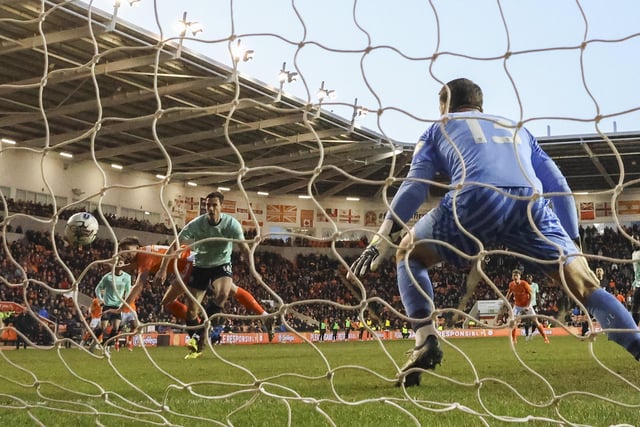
[
  {"x1": 414, "y1": 323, "x2": 438, "y2": 346},
  {"x1": 164, "y1": 300, "x2": 188, "y2": 320},
  {"x1": 397, "y1": 258, "x2": 435, "y2": 330},
  {"x1": 586, "y1": 288, "x2": 640, "y2": 357},
  {"x1": 234, "y1": 287, "x2": 267, "y2": 315}
]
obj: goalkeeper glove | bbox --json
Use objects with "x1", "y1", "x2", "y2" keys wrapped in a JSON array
[{"x1": 349, "y1": 219, "x2": 404, "y2": 278}]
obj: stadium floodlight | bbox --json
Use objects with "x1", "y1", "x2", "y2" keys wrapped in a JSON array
[
  {"x1": 350, "y1": 98, "x2": 369, "y2": 131},
  {"x1": 175, "y1": 11, "x2": 203, "y2": 59},
  {"x1": 186, "y1": 181, "x2": 198, "y2": 187},
  {"x1": 316, "y1": 81, "x2": 336, "y2": 101},
  {"x1": 276, "y1": 62, "x2": 298, "y2": 101},
  {"x1": 217, "y1": 186, "x2": 230, "y2": 192},
  {"x1": 59, "y1": 152, "x2": 73, "y2": 159},
  {"x1": 231, "y1": 39, "x2": 254, "y2": 63},
  {"x1": 315, "y1": 81, "x2": 336, "y2": 118},
  {"x1": 107, "y1": 2, "x2": 121, "y2": 31},
  {"x1": 257, "y1": 191, "x2": 269, "y2": 196},
  {"x1": 1, "y1": 138, "x2": 16, "y2": 145},
  {"x1": 188, "y1": 22, "x2": 203, "y2": 36},
  {"x1": 278, "y1": 62, "x2": 298, "y2": 84},
  {"x1": 108, "y1": 0, "x2": 140, "y2": 31},
  {"x1": 346, "y1": 197, "x2": 360, "y2": 201},
  {"x1": 111, "y1": 163, "x2": 123, "y2": 170}
]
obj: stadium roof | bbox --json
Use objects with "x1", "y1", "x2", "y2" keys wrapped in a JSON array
[{"x1": 1, "y1": 0, "x2": 639, "y2": 201}]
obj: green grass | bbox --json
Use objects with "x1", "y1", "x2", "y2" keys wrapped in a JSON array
[{"x1": 1, "y1": 336, "x2": 639, "y2": 426}]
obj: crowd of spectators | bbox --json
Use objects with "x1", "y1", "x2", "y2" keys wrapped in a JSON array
[
  {"x1": 1, "y1": 198, "x2": 174, "y2": 235},
  {"x1": 244, "y1": 227, "x2": 368, "y2": 249},
  {"x1": 1, "y1": 199, "x2": 639, "y2": 347}
]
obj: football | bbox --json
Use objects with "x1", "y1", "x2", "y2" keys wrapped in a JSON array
[{"x1": 64, "y1": 212, "x2": 99, "y2": 245}]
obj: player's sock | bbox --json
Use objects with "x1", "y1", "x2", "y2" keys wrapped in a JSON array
[
  {"x1": 205, "y1": 301, "x2": 222, "y2": 319},
  {"x1": 234, "y1": 287, "x2": 266, "y2": 315},
  {"x1": 165, "y1": 300, "x2": 188, "y2": 320},
  {"x1": 397, "y1": 259, "x2": 435, "y2": 330},
  {"x1": 186, "y1": 318, "x2": 202, "y2": 339},
  {"x1": 586, "y1": 288, "x2": 640, "y2": 358}
]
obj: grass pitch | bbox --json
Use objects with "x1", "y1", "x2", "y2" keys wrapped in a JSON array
[{"x1": 1, "y1": 335, "x2": 639, "y2": 426}]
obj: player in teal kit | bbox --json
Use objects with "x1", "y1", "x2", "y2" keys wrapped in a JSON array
[
  {"x1": 351, "y1": 78, "x2": 640, "y2": 387},
  {"x1": 158, "y1": 191, "x2": 273, "y2": 359},
  {"x1": 94, "y1": 266, "x2": 132, "y2": 349}
]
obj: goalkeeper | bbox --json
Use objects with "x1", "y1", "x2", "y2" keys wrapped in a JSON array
[{"x1": 350, "y1": 78, "x2": 640, "y2": 387}]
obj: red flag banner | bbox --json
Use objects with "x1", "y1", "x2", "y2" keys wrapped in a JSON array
[
  {"x1": 339, "y1": 208, "x2": 361, "y2": 224},
  {"x1": 184, "y1": 196, "x2": 198, "y2": 211},
  {"x1": 579, "y1": 202, "x2": 594, "y2": 220},
  {"x1": 316, "y1": 208, "x2": 338, "y2": 223},
  {"x1": 252, "y1": 203, "x2": 264, "y2": 217},
  {"x1": 300, "y1": 209, "x2": 314, "y2": 228},
  {"x1": 617, "y1": 199, "x2": 640, "y2": 215},
  {"x1": 171, "y1": 195, "x2": 185, "y2": 215},
  {"x1": 267, "y1": 204, "x2": 297, "y2": 223},
  {"x1": 595, "y1": 202, "x2": 612, "y2": 218},
  {"x1": 237, "y1": 202, "x2": 264, "y2": 227},
  {"x1": 237, "y1": 202, "x2": 264, "y2": 218},
  {"x1": 221, "y1": 199, "x2": 236, "y2": 214},
  {"x1": 364, "y1": 210, "x2": 380, "y2": 226}
]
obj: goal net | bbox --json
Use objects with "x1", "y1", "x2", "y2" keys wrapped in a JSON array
[{"x1": 1, "y1": 0, "x2": 639, "y2": 425}]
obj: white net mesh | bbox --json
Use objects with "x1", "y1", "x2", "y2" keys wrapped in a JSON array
[{"x1": 1, "y1": 0, "x2": 640, "y2": 425}]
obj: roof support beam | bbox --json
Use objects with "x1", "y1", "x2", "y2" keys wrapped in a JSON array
[
  {"x1": 193, "y1": 130, "x2": 352, "y2": 186},
  {"x1": 268, "y1": 162, "x2": 376, "y2": 196},
  {"x1": 581, "y1": 140, "x2": 616, "y2": 189},
  {"x1": 0, "y1": 52, "x2": 172, "y2": 96},
  {"x1": 209, "y1": 144, "x2": 391, "y2": 192},
  {"x1": 0, "y1": 76, "x2": 227, "y2": 127},
  {"x1": 126, "y1": 110, "x2": 307, "y2": 170},
  {"x1": 0, "y1": 26, "x2": 102, "y2": 55},
  {"x1": 22, "y1": 95, "x2": 275, "y2": 153},
  {"x1": 318, "y1": 163, "x2": 388, "y2": 198}
]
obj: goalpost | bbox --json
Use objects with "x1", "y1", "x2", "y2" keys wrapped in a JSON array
[{"x1": 1, "y1": 0, "x2": 640, "y2": 425}]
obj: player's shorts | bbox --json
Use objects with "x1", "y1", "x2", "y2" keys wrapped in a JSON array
[
  {"x1": 413, "y1": 186, "x2": 578, "y2": 272},
  {"x1": 513, "y1": 305, "x2": 536, "y2": 317},
  {"x1": 120, "y1": 311, "x2": 137, "y2": 326},
  {"x1": 180, "y1": 259, "x2": 194, "y2": 281},
  {"x1": 188, "y1": 264, "x2": 233, "y2": 291},
  {"x1": 101, "y1": 306, "x2": 121, "y2": 322},
  {"x1": 89, "y1": 317, "x2": 101, "y2": 329}
]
